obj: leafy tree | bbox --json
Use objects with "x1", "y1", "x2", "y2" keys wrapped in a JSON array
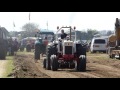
[
  {"x1": 86, "y1": 29, "x2": 99, "y2": 40},
  {"x1": 107, "y1": 30, "x2": 113, "y2": 36}
]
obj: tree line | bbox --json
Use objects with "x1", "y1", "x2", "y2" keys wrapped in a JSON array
[{"x1": 8, "y1": 22, "x2": 114, "y2": 41}]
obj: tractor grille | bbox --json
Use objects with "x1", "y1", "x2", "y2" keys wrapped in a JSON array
[{"x1": 65, "y1": 46, "x2": 72, "y2": 54}]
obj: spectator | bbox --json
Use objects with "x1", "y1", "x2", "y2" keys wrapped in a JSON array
[{"x1": 13, "y1": 39, "x2": 19, "y2": 55}]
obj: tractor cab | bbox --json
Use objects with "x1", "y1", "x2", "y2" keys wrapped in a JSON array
[
  {"x1": 35, "y1": 29, "x2": 54, "y2": 43},
  {"x1": 34, "y1": 29, "x2": 54, "y2": 57},
  {"x1": 55, "y1": 26, "x2": 76, "y2": 55}
]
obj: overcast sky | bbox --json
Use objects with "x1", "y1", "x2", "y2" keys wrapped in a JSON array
[{"x1": 0, "y1": 12, "x2": 120, "y2": 32}]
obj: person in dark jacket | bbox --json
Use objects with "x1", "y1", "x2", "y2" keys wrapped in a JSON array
[
  {"x1": 8, "y1": 38, "x2": 14, "y2": 56},
  {"x1": 61, "y1": 29, "x2": 67, "y2": 39},
  {"x1": 14, "y1": 39, "x2": 18, "y2": 50}
]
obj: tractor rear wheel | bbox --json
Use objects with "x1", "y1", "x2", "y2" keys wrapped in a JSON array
[
  {"x1": 51, "y1": 56, "x2": 58, "y2": 71},
  {"x1": 75, "y1": 57, "x2": 86, "y2": 72},
  {"x1": 79, "y1": 57, "x2": 86, "y2": 71},
  {"x1": 46, "y1": 48, "x2": 52, "y2": 70},
  {"x1": 46, "y1": 55, "x2": 51, "y2": 70},
  {"x1": 43, "y1": 58, "x2": 46, "y2": 68}
]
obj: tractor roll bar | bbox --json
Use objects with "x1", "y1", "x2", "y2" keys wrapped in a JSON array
[{"x1": 56, "y1": 26, "x2": 76, "y2": 41}]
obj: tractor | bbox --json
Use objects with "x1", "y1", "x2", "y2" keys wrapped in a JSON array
[
  {"x1": 108, "y1": 18, "x2": 120, "y2": 59},
  {"x1": 34, "y1": 30, "x2": 54, "y2": 60},
  {"x1": 43, "y1": 26, "x2": 86, "y2": 72},
  {"x1": 0, "y1": 27, "x2": 9, "y2": 59}
]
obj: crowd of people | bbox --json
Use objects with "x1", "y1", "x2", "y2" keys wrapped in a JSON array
[{"x1": 7, "y1": 38, "x2": 19, "y2": 56}]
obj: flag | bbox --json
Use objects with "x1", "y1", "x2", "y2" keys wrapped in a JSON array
[
  {"x1": 13, "y1": 22, "x2": 15, "y2": 27},
  {"x1": 46, "y1": 21, "x2": 48, "y2": 26},
  {"x1": 29, "y1": 12, "x2": 30, "y2": 20}
]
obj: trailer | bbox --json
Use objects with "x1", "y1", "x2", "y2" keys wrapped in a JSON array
[
  {"x1": 0, "y1": 27, "x2": 9, "y2": 59},
  {"x1": 108, "y1": 18, "x2": 120, "y2": 59}
]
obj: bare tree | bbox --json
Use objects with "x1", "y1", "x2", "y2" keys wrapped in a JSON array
[
  {"x1": 22, "y1": 23, "x2": 39, "y2": 37},
  {"x1": 22, "y1": 23, "x2": 39, "y2": 32}
]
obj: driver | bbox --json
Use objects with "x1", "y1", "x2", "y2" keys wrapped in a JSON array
[{"x1": 61, "y1": 29, "x2": 67, "y2": 39}]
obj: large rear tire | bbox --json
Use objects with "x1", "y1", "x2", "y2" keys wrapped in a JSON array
[
  {"x1": 79, "y1": 57, "x2": 86, "y2": 71},
  {"x1": 46, "y1": 55, "x2": 51, "y2": 70},
  {"x1": 46, "y1": 48, "x2": 51, "y2": 70},
  {"x1": 75, "y1": 44, "x2": 86, "y2": 72},
  {"x1": 51, "y1": 56, "x2": 58, "y2": 71},
  {"x1": 75, "y1": 57, "x2": 86, "y2": 72},
  {"x1": 43, "y1": 58, "x2": 46, "y2": 68}
]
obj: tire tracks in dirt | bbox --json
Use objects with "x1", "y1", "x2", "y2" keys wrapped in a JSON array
[
  {"x1": 36, "y1": 60, "x2": 79, "y2": 78},
  {"x1": 36, "y1": 56, "x2": 101, "y2": 78},
  {"x1": 17, "y1": 53, "x2": 120, "y2": 78},
  {"x1": 86, "y1": 63, "x2": 120, "y2": 78}
]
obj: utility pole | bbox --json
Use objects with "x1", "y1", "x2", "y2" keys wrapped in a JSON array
[
  {"x1": 47, "y1": 21, "x2": 48, "y2": 30},
  {"x1": 29, "y1": 12, "x2": 30, "y2": 22},
  {"x1": 13, "y1": 21, "x2": 16, "y2": 37},
  {"x1": 29, "y1": 12, "x2": 31, "y2": 37}
]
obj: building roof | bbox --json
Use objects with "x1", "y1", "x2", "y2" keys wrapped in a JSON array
[
  {"x1": 39, "y1": 29, "x2": 54, "y2": 35},
  {"x1": 0, "y1": 27, "x2": 9, "y2": 35}
]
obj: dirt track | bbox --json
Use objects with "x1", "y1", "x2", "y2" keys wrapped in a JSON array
[{"x1": 12, "y1": 52, "x2": 120, "y2": 78}]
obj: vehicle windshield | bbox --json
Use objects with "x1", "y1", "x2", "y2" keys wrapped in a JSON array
[
  {"x1": 94, "y1": 39, "x2": 106, "y2": 44},
  {"x1": 38, "y1": 32, "x2": 54, "y2": 42},
  {"x1": 41, "y1": 34, "x2": 53, "y2": 41},
  {"x1": 56, "y1": 32, "x2": 75, "y2": 41}
]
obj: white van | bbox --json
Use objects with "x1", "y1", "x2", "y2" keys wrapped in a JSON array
[{"x1": 90, "y1": 38, "x2": 107, "y2": 53}]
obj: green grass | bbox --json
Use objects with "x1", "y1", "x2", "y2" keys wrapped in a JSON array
[
  {"x1": 2, "y1": 56, "x2": 14, "y2": 78},
  {"x1": 17, "y1": 50, "x2": 34, "y2": 55},
  {"x1": 1, "y1": 50, "x2": 34, "y2": 78}
]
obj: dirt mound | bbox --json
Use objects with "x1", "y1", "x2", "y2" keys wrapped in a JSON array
[{"x1": 12, "y1": 54, "x2": 50, "y2": 78}]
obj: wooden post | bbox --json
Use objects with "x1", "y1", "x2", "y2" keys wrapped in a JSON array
[{"x1": 70, "y1": 27, "x2": 71, "y2": 41}]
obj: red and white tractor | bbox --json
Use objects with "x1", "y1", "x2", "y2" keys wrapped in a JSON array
[{"x1": 43, "y1": 26, "x2": 86, "y2": 72}]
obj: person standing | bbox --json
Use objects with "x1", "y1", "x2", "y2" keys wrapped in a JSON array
[
  {"x1": 13, "y1": 39, "x2": 18, "y2": 55},
  {"x1": 8, "y1": 38, "x2": 13, "y2": 56},
  {"x1": 42, "y1": 37, "x2": 48, "y2": 56}
]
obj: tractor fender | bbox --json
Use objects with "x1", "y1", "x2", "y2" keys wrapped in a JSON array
[
  {"x1": 79, "y1": 55, "x2": 86, "y2": 59},
  {"x1": 50, "y1": 54, "x2": 57, "y2": 60}
]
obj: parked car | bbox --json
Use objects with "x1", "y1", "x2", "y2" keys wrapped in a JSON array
[{"x1": 90, "y1": 38, "x2": 107, "y2": 53}]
